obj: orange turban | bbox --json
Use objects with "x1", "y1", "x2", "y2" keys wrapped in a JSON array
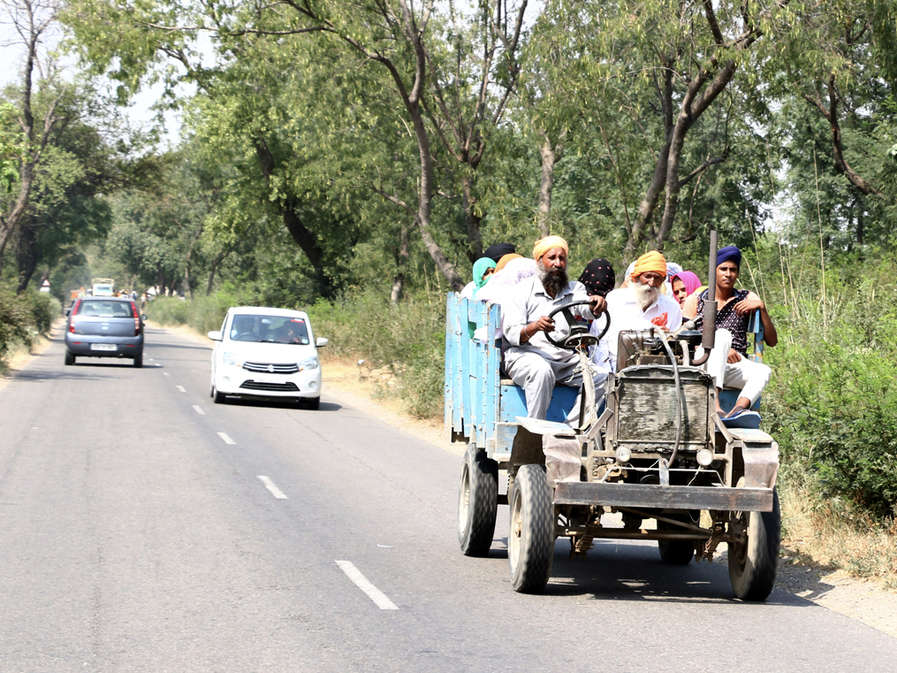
[
  {"x1": 495, "y1": 253, "x2": 522, "y2": 272},
  {"x1": 630, "y1": 250, "x2": 667, "y2": 280},
  {"x1": 532, "y1": 235, "x2": 569, "y2": 261}
]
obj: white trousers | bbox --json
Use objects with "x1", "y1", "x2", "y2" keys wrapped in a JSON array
[
  {"x1": 505, "y1": 351, "x2": 607, "y2": 421},
  {"x1": 702, "y1": 329, "x2": 770, "y2": 405}
]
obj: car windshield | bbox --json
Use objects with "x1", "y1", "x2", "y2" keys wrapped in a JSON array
[
  {"x1": 229, "y1": 314, "x2": 310, "y2": 345},
  {"x1": 77, "y1": 300, "x2": 134, "y2": 318}
]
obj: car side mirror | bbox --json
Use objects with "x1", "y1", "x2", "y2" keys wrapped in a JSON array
[
  {"x1": 315, "y1": 337, "x2": 328, "y2": 348},
  {"x1": 208, "y1": 330, "x2": 222, "y2": 341},
  {"x1": 141, "y1": 314, "x2": 147, "y2": 322}
]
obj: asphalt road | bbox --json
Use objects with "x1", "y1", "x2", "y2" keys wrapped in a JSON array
[{"x1": 2, "y1": 325, "x2": 896, "y2": 673}]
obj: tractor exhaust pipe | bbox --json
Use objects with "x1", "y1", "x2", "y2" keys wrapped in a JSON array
[{"x1": 691, "y1": 230, "x2": 717, "y2": 366}]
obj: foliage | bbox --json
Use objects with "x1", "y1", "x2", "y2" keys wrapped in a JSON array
[
  {"x1": 307, "y1": 288, "x2": 446, "y2": 417},
  {"x1": 0, "y1": 286, "x2": 34, "y2": 356},
  {"x1": 763, "y1": 256, "x2": 897, "y2": 521}
]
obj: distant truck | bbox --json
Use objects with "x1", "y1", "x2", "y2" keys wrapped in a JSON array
[{"x1": 91, "y1": 278, "x2": 115, "y2": 296}]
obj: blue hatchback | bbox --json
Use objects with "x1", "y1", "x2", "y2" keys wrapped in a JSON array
[{"x1": 64, "y1": 297, "x2": 145, "y2": 367}]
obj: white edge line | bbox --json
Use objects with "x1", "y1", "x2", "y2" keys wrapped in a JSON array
[
  {"x1": 176, "y1": 385, "x2": 186, "y2": 393},
  {"x1": 335, "y1": 560, "x2": 399, "y2": 610},
  {"x1": 162, "y1": 372, "x2": 170, "y2": 377},
  {"x1": 257, "y1": 475, "x2": 288, "y2": 500},
  {"x1": 217, "y1": 431, "x2": 236, "y2": 445},
  {"x1": 192, "y1": 405, "x2": 205, "y2": 416}
]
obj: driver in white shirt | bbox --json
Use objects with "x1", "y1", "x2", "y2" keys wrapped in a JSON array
[
  {"x1": 502, "y1": 235, "x2": 607, "y2": 420},
  {"x1": 604, "y1": 250, "x2": 682, "y2": 368}
]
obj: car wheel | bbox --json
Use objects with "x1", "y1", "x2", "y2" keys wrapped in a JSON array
[
  {"x1": 133, "y1": 352, "x2": 143, "y2": 368},
  {"x1": 212, "y1": 386, "x2": 225, "y2": 403},
  {"x1": 64, "y1": 351, "x2": 75, "y2": 366},
  {"x1": 305, "y1": 396, "x2": 320, "y2": 410},
  {"x1": 458, "y1": 443, "x2": 498, "y2": 556}
]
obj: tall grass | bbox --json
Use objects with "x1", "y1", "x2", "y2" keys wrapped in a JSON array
[{"x1": 306, "y1": 289, "x2": 445, "y2": 418}]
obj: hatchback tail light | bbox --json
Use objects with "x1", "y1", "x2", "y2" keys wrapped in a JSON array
[
  {"x1": 130, "y1": 301, "x2": 141, "y2": 336},
  {"x1": 68, "y1": 299, "x2": 81, "y2": 333}
]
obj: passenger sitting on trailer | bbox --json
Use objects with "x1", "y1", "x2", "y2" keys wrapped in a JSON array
[
  {"x1": 683, "y1": 245, "x2": 778, "y2": 420},
  {"x1": 578, "y1": 258, "x2": 616, "y2": 376},
  {"x1": 604, "y1": 250, "x2": 683, "y2": 367},
  {"x1": 501, "y1": 235, "x2": 607, "y2": 420}
]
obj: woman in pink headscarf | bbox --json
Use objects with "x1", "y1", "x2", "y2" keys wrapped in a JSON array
[{"x1": 670, "y1": 271, "x2": 701, "y2": 307}]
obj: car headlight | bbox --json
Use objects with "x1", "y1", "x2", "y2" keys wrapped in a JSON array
[
  {"x1": 222, "y1": 351, "x2": 240, "y2": 367},
  {"x1": 299, "y1": 357, "x2": 319, "y2": 371}
]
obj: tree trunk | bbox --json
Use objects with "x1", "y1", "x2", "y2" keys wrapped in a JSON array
[
  {"x1": 15, "y1": 221, "x2": 38, "y2": 293},
  {"x1": 390, "y1": 222, "x2": 410, "y2": 304},
  {"x1": 655, "y1": 61, "x2": 738, "y2": 250},
  {"x1": 462, "y1": 174, "x2": 483, "y2": 262},
  {"x1": 536, "y1": 134, "x2": 556, "y2": 237}
]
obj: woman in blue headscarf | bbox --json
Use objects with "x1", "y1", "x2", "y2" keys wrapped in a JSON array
[{"x1": 472, "y1": 257, "x2": 497, "y2": 298}]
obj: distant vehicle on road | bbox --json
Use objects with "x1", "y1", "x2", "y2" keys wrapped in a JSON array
[
  {"x1": 91, "y1": 277, "x2": 115, "y2": 296},
  {"x1": 208, "y1": 306, "x2": 327, "y2": 409},
  {"x1": 64, "y1": 297, "x2": 145, "y2": 367}
]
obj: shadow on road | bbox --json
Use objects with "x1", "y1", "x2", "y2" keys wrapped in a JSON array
[
  {"x1": 485, "y1": 536, "x2": 815, "y2": 606},
  {"x1": 215, "y1": 396, "x2": 342, "y2": 412}
]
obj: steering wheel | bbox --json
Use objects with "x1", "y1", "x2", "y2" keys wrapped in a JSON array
[{"x1": 543, "y1": 300, "x2": 611, "y2": 350}]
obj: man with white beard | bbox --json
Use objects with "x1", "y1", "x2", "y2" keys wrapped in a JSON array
[
  {"x1": 604, "y1": 250, "x2": 683, "y2": 368},
  {"x1": 502, "y1": 235, "x2": 608, "y2": 420}
]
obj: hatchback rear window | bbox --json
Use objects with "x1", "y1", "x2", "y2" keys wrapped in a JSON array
[{"x1": 76, "y1": 300, "x2": 135, "y2": 318}]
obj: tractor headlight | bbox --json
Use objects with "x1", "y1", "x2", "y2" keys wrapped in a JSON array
[{"x1": 696, "y1": 448, "x2": 714, "y2": 466}]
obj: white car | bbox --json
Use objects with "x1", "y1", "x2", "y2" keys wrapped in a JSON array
[{"x1": 208, "y1": 306, "x2": 328, "y2": 409}]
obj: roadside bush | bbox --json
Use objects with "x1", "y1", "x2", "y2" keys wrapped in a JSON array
[
  {"x1": 307, "y1": 288, "x2": 445, "y2": 417},
  {"x1": 145, "y1": 296, "x2": 189, "y2": 325},
  {"x1": 24, "y1": 291, "x2": 61, "y2": 333},
  {"x1": 0, "y1": 287, "x2": 38, "y2": 357},
  {"x1": 765, "y1": 277, "x2": 897, "y2": 522}
]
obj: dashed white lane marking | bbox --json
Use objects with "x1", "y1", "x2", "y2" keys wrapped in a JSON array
[
  {"x1": 162, "y1": 372, "x2": 170, "y2": 377},
  {"x1": 257, "y1": 475, "x2": 288, "y2": 500},
  {"x1": 335, "y1": 560, "x2": 399, "y2": 610},
  {"x1": 217, "y1": 432, "x2": 236, "y2": 445},
  {"x1": 176, "y1": 385, "x2": 186, "y2": 393},
  {"x1": 192, "y1": 405, "x2": 205, "y2": 416}
]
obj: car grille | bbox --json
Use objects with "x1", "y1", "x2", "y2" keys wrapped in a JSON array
[
  {"x1": 239, "y1": 381, "x2": 300, "y2": 392},
  {"x1": 242, "y1": 361, "x2": 299, "y2": 374}
]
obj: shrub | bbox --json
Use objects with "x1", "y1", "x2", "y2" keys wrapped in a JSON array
[
  {"x1": 0, "y1": 287, "x2": 37, "y2": 357},
  {"x1": 765, "y1": 278, "x2": 897, "y2": 522},
  {"x1": 307, "y1": 288, "x2": 446, "y2": 417},
  {"x1": 145, "y1": 296, "x2": 189, "y2": 325},
  {"x1": 25, "y1": 291, "x2": 61, "y2": 334}
]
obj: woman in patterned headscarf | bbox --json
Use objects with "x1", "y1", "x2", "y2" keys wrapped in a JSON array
[{"x1": 578, "y1": 258, "x2": 616, "y2": 297}]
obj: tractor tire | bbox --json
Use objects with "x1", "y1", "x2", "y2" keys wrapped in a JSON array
[
  {"x1": 457, "y1": 444, "x2": 498, "y2": 556},
  {"x1": 729, "y1": 488, "x2": 781, "y2": 601},
  {"x1": 657, "y1": 512, "x2": 697, "y2": 565},
  {"x1": 508, "y1": 464, "x2": 554, "y2": 593}
]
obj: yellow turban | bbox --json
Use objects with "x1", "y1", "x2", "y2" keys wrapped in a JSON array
[
  {"x1": 532, "y1": 235, "x2": 569, "y2": 261},
  {"x1": 495, "y1": 252, "x2": 522, "y2": 272},
  {"x1": 631, "y1": 250, "x2": 667, "y2": 280}
]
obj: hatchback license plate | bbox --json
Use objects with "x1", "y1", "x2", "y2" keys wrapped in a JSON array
[{"x1": 91, "y1": 343, "x2": 117, "y2": 352}]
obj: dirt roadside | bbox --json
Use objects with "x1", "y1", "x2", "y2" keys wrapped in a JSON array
[{"x1": 5, "y1": 321, "x2": 896, "y2": 638}]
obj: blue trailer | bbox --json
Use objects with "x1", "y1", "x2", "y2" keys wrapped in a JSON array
[{"x1": 443, "y1": 262, "x2": 781, "y2": 599}]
